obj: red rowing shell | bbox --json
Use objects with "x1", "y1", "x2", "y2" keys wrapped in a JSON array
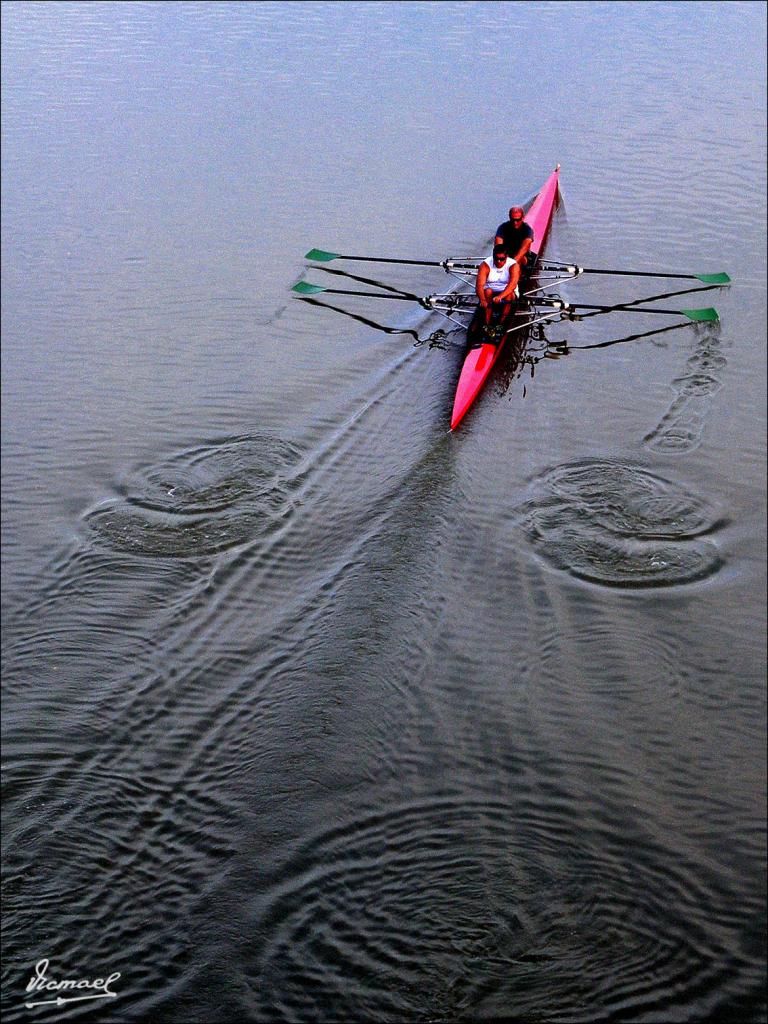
[{"x1": 449, "y1": 165, "x2": 560, "y2": 430}]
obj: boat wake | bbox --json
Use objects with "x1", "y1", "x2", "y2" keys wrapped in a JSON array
[{"x1": 643, "y1": 328, "x2": 728, "y2": 453}]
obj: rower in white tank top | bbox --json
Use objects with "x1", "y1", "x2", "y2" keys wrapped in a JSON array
[
  {"x1": 482, "y1": 253, "x2": 518, "y2": 294},
  {"x1": 475, "y1": 244, "x2": 519, "y2": 328}
]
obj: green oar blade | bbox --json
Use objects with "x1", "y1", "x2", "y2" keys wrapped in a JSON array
[
  {"x1": 696, "y1": 272, "x2": 731, "y2": 285},
  {"x1": 681, "y1": 307, "x2": 719, "y2": 322},
  {"x1": 305, "y1": 248, "x2": 339, "y2": 262},
  {"x1": 292, "y1": 281, "x2": 328, "y2": 294}
]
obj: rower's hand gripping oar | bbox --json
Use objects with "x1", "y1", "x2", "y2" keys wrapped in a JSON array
[{"x1": 539, "y1": 262, "x2": 730, "y2": 285}]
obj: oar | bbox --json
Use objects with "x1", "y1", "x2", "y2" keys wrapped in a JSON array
[
  {"x1": 298, "y1": 278, "x2": 715, "y2": 309},
  {"x1": 310, "y1": 264, "x2": 419, "y2": 297},
  {"x1": 305, "y1": 250, "x2": 730, "y2": 284},
  {"x1": 564, "y1": 320, "x2": 695, "y2": 351},
  {"x1": 305, "y1": 248, "x2": 481, "y2": 270},
  {"x1": 293, "y1": 282, "x2": 420, "y2": 302},
  {"x1": 536, "y1": 297, "x2": 719, "y2": 321},
  {"x1": 572, "y1": 283, "x2": 720, "y2": 320},
  {"x1": 296, "y1": 294, "x2": 424, "y2": 342},
  {"x1": 539, "y1": 261, "x2": 730, "y2": 285},
  {"x1": 294, "y1": 283, "x2": 719, "y2": 321}
]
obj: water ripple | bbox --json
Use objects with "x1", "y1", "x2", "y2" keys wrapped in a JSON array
[
  {"x1": 83, "y1": 435, "x2": 303, "y2": 558},
  {"x1": 244, "y1": 794, "x2": 755, "y2": 1022},
  {"x1": 516, "y1": 460, "x2": 724, "y2": 589}
]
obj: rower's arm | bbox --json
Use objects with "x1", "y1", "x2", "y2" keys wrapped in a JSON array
[
  {"x1": 476, "y1": 263, "x2": 489, "y2": 303},
  {"x1": 514, "y1": 235, "x2": 533, "y2": 264},
  {"x1": 497, "y1": 261, "x2": 521, "y2": 301}
]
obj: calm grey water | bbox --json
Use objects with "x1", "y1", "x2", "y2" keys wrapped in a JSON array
[{"x1": 2, "y1": 2, "x2": 766, "y2": 1021}]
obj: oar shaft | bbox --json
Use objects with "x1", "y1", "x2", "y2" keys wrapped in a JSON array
[
  {"x1": 295, "y1": 284, "x2": 415, "y2": 300},
  {"x1": 306, "y1": 249, "x2": 443, "y2": 267},
  {"x1": 532, "y1": 296, "x2": 718, "y2": 321},
  {"x1": 317, "y1": 287, "x2": 416, "y2": 300},
  {"x1": 540, "y1": 262, "x2": 730, "y2": 285},
  {"x1": 570, "y1": 303, "x2": 708, "y2": 316},
  {"x1": 305, "y1": 248, "x2": 481, "y2": 270},
  {"x1": 590, "y1": 268, "x2": 703, "y2": 280},
  {"x1": 334, "y1": 255, "x2": 442, "y2": 267}
]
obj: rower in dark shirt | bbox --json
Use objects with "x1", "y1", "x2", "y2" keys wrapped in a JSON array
[{"x1": 495, "y1": 206, "x2": 534, "y2": 275}]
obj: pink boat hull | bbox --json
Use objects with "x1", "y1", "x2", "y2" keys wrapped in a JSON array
[{"x1": 450, "y1": 165, "x2": 560, "y2": 431}]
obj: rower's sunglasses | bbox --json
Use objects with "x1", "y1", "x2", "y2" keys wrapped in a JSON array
[{"x1": 511, "y1": 216, "x2": 523, "y2": 222}]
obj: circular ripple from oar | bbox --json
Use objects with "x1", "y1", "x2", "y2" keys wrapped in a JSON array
[
  {"x1": 246, "y1": 797, "x2": 743, "y2": 1021},
  {"x1": 85, "y1": 435, "x2": 302, "y2": 558},
  {"x1": 518, "y1": 460, "x2": 723, "y2": 588}
]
